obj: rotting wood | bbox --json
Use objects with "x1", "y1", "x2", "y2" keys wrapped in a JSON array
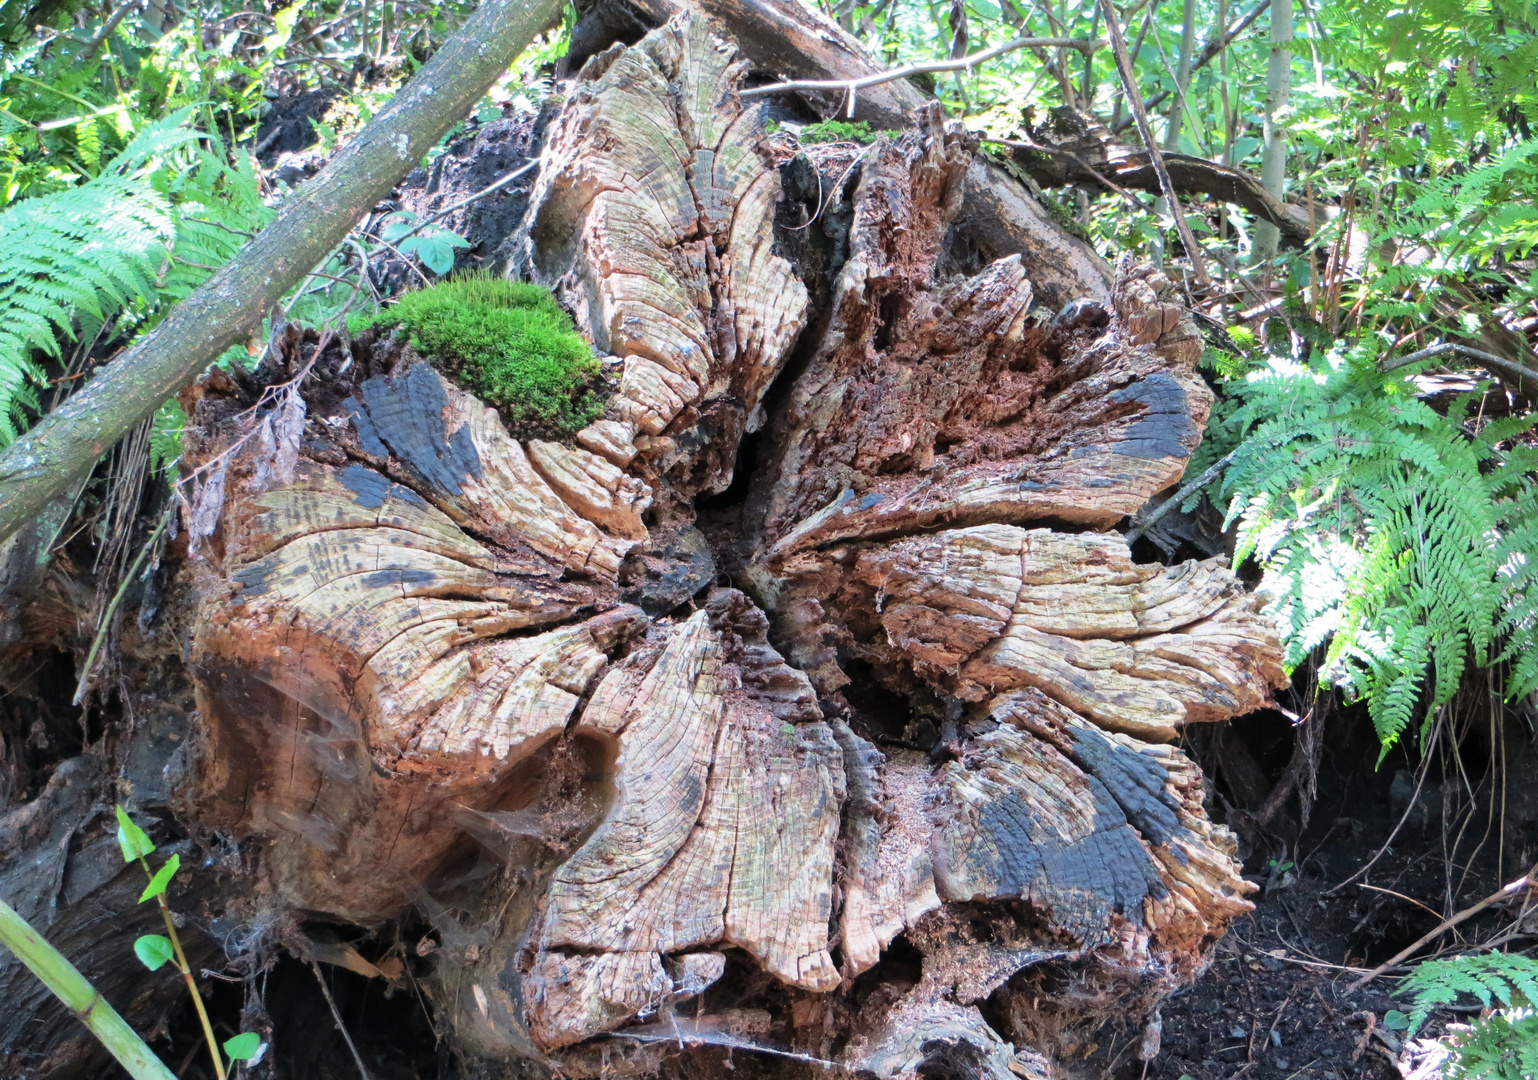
[
  {"x1": 3, "y1": 11, "x2": 1292, "y2": 1079},
  {"x1": 634, "y1": 0, "x2": 1117, "y2": 306}
]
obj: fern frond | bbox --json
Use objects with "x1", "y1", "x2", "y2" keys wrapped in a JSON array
[{"x1": 0, "y1": 172, "x2": 173, "y2": 444}]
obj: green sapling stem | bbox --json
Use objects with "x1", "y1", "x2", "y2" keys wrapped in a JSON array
[{"x1": 0, "y1": 896, "x2": 176, "y2": 1080}]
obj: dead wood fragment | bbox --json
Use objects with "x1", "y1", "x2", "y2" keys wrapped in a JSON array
[
  {"x1": 530, "y1": 593, "x2": 846, "y2": 1047},
  {"x1": 843, "y1": 986, "x2": 1054, "y2": 1080},
  {"x1": 744, "y1": 126, "x2": 1211, "y2": 579},
  {"x1": 82, "y1": 12, "x2": 1296, "y2": 1079},
  {"x1": 1016, "y1": 109, "x2": 1314, "y2": 244},
  {"x1": 518, "y1": 13, "x2": 808, "y2": 497},
  {"x1": 853, "y1": 525, "x2": 1285, "y2": 740}
]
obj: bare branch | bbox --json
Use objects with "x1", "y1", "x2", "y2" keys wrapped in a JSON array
[
  {"x1": 1378, "y1": 340, "x2": 1538, "y2": 396},
  {"x1": 1095, "y1": 0, "x2": 1210, "y2": 285},
  {"x1": 1349, "y1": 868, "x2": 1538, "y2": 989},
  {"x1": 739, "y1": 35, "x2": 1103, "y2": 112}
]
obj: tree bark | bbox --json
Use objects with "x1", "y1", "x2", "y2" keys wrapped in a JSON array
[
  {"x1": 1252, "y1": 0, "x2": 1293, "y2": 263},
  {"x1": 0, "y1": 0, "x2": 564, "y2": 551},
  {"x1": 3, "y1": 10, "x2": 1287, "y2": 1080},
  {"x1": 1162, "y1": 0, "x2": 1196, "y2": 152}
]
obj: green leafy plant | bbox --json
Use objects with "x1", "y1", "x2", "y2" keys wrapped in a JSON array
[
  {"x1": 116, "y1": 806, "x2": 263, "y2": 1078},
  {"x1": 0, "y1": 109, "x2": 269, "y2": 448},
  {"x1": 1399, "y1": 953, "x2": 1538, "y2": 1079},
  {"x1": 377, "y1": 210, "x2": 474, "y2": 275},
  {"x1": 352, "y1": 273, "x2": 604, "y2": 436},
  {"x1": 1202, "y1": 341, "x2": 1538, "y2": 755},
  {"x1": 0, "y1": 170, "x2": 168, "y2": 441},
  {"x1": 0, "y1": 896, "x2": 177, "y2": 1080}
]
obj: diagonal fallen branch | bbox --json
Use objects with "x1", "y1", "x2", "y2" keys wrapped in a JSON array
[
  {"x1": 1095, "y1": 0, "x2": 1210, "y2": 286},
  {"x1": 0, "y1": 0, "x2": 565, "y2": 550},
  {"x1": 1349, "y1": 868, "x2": 1538, "y2": 989},
  {"x1": 739, "y1": 35, "x2": 1103, "y2": 116},
  {"x1": 1378, "y1": 340, "x2": 1538, "y2": 396}
]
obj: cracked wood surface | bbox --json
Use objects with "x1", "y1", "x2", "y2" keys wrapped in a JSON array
[
  {"x1": 167, "y1": 12, "x2": 1288, "y2": 1079},
  {"x1": 744, "y1": 116, "x2": 1211, "y2": 582},
  {"x1": 853, "y1": 524, "x2": 1285, "y2": 741},
  {"x1": 530, "y1": 594, "x2": 844, "y2": 1047},
  {"x1": 519, "y1": 13, "x2": 808, "y2": 495}
]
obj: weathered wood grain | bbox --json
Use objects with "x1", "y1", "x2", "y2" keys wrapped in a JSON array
[
  {"x1": 529, "y1": 591, "x2": 845, "y2": 1047},
  {"x1": 163, "y1": 12, "x2": 1288, "y2": 1076},
  {"x1": 853, "y1": 524, "x2": 1285, "y2": 741},
  {"x1": 519, "y1": 13, "x2": 808, "y2": 494}
]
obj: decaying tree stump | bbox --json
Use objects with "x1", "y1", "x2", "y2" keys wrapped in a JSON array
[{"x1": 2, "y1": 12, "x2": 1287, "y2": 1079}]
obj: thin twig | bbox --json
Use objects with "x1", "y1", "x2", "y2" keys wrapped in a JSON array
[
  {"x1": 79, "y1": 2, "x2": 136, "y2": 63},
  {"x1": 1126, "y1": 449, "x2": 1235, "y2": 543},
  {"x1": 1349, "y1": 867, "x2": 1537, "y2": 989},
  {"x1": 390, "y1": 158, "x2": 539, "y2": 245},
  {"x1": 739, "y1": 36, "x2": 1104, "y2": 115},
  {"x1": 1358, "y1": 883, "x2": 1444, "y2": 922},
  {"x1": 1378, "y1": 341, "x2": 1538, "y2": 395},
  {"x1": 367, "y1": 234, "x2": 432, "y2": 286},
  {"x1": 1096, "y1": 0, "x2": 1210, "y2": 285},
  {"x1": 1116, "y1": 0, "x2": 1272, "y2": 130},
  {"x1": 309, "y1": 958, "x2": 373, "y2": 1080},
  {"x1": 72, "y1": 506, "x2": 173, "y2": 706}
]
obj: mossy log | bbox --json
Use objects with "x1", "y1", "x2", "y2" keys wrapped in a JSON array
[{"x1": 3, "y1": 11, "x2": 1285, "y2": 1080}]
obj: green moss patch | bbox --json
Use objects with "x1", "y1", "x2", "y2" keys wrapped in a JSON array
[
  {"x1": 352, "y1": 275, "x2": 604, "y2": 437},
  {"x1": 799, "y1": 119, "x2": 878, "y2": 145}
]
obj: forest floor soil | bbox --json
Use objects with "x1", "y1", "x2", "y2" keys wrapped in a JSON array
[{"x1": 1130, "y1": 713, "x2": 1511, "y2": 1080}]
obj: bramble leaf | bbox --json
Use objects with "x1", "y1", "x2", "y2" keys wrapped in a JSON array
[
  {"x1": 133, "y1": 934, "x2": 174, "y2": 971},
  {"x1": 138, "y1": 854, "x2": 180, "y2": 904},
  {"x1": 115, "y1": 805, "x2": 154, "y2": 863}
]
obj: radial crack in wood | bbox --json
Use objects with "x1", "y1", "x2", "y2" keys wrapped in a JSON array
[
  {"x1": 933, "y1": 688, "x2": 1256, "y2": 973},
  {"x1": 519, "y1": 12, "x2": 809, "y2": 497},
  {"x1": 346, "y1": 362, "x2": 639, "y2": 576},
  {"x1": 853, "y1": 523, "x2": 1286, "y2": 741},
  {"x1": 528, "y1": 588, "x2": 844, "y2": 1049},
  {"x1": 187, "y1": 409, "x2": 651, "y2": 917}
]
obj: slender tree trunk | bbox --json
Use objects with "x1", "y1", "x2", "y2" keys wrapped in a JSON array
[
  {"x1": 1163, "y1": 0, "x2": 1196, "y2": 151},
  {"x1": 0, "y1": 0, "x2": 564, "y2": 550},
  {"x1": 1252, "y1": 0, "x2": 1293, "y2": 264}
]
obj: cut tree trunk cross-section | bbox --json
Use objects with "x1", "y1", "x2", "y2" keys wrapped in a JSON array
[{"x1": 2, "y1": 10, "x2": 1287, "y2": 1080}]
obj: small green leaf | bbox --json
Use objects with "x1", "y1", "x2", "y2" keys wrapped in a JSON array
[
  {"x1": 1383, "y1": 1009, "x2": 1410, "y2": 1031},
  {"x1": 115, "y1": 805, "x2": 154, "y2": 863},
  {"x1": 399, "y1": 230, "x2": 471, "y2": 276},
  {"x1": 224, "y1": 1032, "x2": 263, "y2": 1061},
  {"x1": 413, "y1": 237, "x2": 456, "y2": 276},
  {"x1": 134, "y1": 934, "x2": 175, "y2": 971},
  {"x1": 138, "y1": 853, "x2": 180, "y2": 903}
]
